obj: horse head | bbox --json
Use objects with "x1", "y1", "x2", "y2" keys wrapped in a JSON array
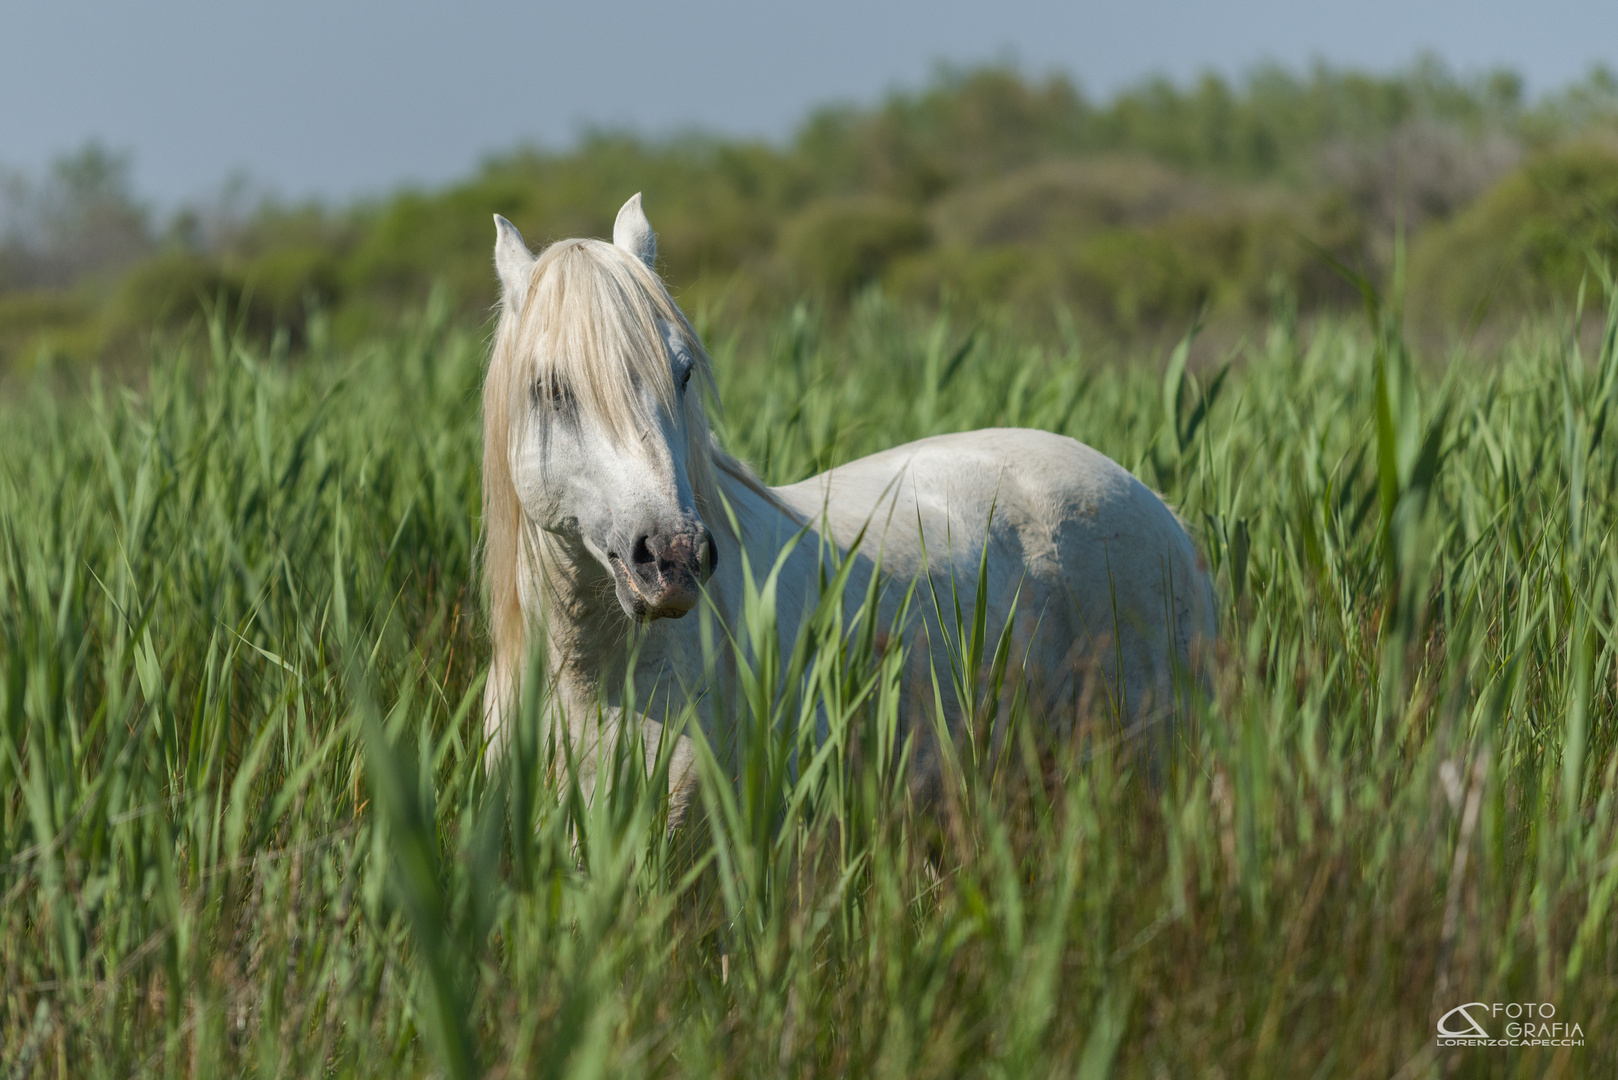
[{"x1": 486, "y1": 195, "x2": 719, "y2": 626}]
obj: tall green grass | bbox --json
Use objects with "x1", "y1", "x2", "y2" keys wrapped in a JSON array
[{"x1": 2, "y1": 289, "x2": 1615, "y2": 1077}]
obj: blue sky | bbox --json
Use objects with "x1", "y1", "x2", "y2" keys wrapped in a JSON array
[{"x1": 3, "y1": 0, "x2": 1615, "y2": 204}]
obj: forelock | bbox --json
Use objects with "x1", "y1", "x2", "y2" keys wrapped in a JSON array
[{"x1": 499, "y1": 238, "x2": 702, "y2": 443}]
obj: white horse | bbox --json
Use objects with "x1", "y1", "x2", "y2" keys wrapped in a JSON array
[{"x1": 481, "y1": 194, "x2": 1216, "y2": 813}]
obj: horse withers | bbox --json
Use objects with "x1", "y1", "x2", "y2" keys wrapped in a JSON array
[{"x1": 480, "y1": 193, "x2": 1217, "y2": 816}]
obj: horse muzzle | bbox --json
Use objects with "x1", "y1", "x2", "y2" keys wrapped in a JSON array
[{"x1": 608, "y1": 525, "x2": 717, "y2": 621}]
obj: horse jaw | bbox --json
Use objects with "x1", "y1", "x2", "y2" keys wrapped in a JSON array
[{"x1": 612, "y1": 193, "x2": 657, "y2": 270}]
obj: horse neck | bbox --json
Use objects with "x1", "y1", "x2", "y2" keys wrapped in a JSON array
[
  {"x1": 709, "y1": 462, "x2": 807, "y2": 604},
  {"x1": 529, "y1": 533, "x2": 633, "y2": 690}
]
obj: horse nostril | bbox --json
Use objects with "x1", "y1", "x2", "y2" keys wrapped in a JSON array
[
  {"x1": 701, "y1": 529, "x2": 718, "y2": 574},
  {"x1": 631, "y1": 533, "x2": 655, "y2": 567}
]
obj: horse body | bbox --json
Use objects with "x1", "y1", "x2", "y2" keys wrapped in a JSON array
[
  {"x1": 776, "y1": 426, "x2": 1215, "y2": 732},
  {"x1": 480, "y1": 195, "x2": 1215, "y2": 811}
]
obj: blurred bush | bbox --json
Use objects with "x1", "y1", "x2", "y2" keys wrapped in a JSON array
[
  {"x1": 1409, "y1": 142, "x2": 1618, "y2": 324},
  {"x1": 109, "y1": 250, "x2": 237, "y2": 330},
  {"x1": 780, "y1": 197, "x2": 931, "y2": 295},
  {"x1": 928, "y1": 157, "x2": 1208, "y2": 247},
  {"x1": 0, "y1": 289, "x2": 99, "y2": 367},
  {"x1": 4, "y1": 59, "x2": 1618, "y2": 371}
]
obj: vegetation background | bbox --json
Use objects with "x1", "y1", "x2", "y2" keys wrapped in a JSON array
[
  {"x1": 5, "y1": 58, "x2": 1618, "y2": 369},
  {"x1": 2, "y1": 59, "x2": 1617, "y2": 1078}
]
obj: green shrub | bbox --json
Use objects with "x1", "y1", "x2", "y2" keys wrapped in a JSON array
[
  {"x1": 106, "y1": 249, "x2": 238, "y2": 332},
  {"x1": 0, "y1": 289, "x2": 99, "y2": 369},
  {"x1": 886, "y1": 243, "x2": 1060, "y2": 313},
  {"x1": 342, "y1": 190, "x2": 503, "y2": 314},
  {"x1": 779, "y1": 196, "x2": 931, "y2": 295},
  {"x1": 241, "y1": 244, "x2": 343, "y2": 321},
  {"x1": 886, "y1": 199, "x2": 1361, "y2": 332},
  {"x1": 928, "y1": 156, "x2": 1207, "y2": 247},
  {"x1": 1409, "y1": 142, "x2": 1618, "y2": 322},
  {"x1": 1071, "y1": 226, "x2": 1215, "y2": 327}
]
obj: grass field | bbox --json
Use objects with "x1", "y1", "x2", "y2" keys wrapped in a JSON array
[{"x1": 2, "y1": 287, "x2": 1616, "y2": 1078}]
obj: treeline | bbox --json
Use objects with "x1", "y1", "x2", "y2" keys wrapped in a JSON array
[{"x1": 5, "y1": 58, "x2": 1618, "y2": 367}]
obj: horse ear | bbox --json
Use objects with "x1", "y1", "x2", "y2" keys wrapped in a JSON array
[
  {"x1": 493, "y1": 214, "x2": 535, "y2": 314},
  {"x1": 612, "y1": 193, "x2": 657, "y2": 270}
]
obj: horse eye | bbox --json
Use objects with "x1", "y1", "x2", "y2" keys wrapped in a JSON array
[
  {"x1": 534, "y1": 373, "x2": 571, "y2": 409},
  {"x1": 679, "y1": 364, "x2": 693, "y2": 390}
]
